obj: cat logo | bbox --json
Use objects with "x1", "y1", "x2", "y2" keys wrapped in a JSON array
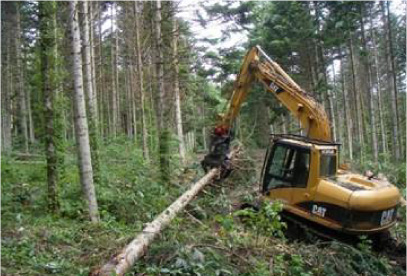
[
  {"x1": 380, "y1": 208, "x2": 394, "y2": 226},
  {"x1": 312, "y1": 204, "x2": 327, "y2": 217},
  {"x1": 269, "y1": 82, "x2": 284, "y2": 93}
]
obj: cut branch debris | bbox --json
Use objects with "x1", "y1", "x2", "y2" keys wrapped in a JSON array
[{"x1": 92, "y1": 150, "x2": 237, "y2": 276}]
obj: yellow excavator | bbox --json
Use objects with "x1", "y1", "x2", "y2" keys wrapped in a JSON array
[{"x1": 202, "y1": 45, "x2": 401, "y2": 236}]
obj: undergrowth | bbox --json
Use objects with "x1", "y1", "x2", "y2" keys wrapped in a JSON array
[{"x1": 1, "y1": 143, "x2": 405, "y2": 275}]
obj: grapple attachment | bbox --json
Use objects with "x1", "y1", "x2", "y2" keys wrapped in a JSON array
[{"x1": 201, "y1": 126, "x2": 233, "y2": 179}]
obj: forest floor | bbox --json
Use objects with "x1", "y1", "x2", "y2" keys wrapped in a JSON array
[{"x1": 1, "y1": 141, "x2": 406, "y2": 276}]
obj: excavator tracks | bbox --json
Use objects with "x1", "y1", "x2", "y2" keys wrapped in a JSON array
[{"x1": 281, "y1": 211, "x2": 406, "y2": 270}]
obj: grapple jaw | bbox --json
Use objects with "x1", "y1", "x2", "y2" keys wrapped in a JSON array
[{"x1": 201, "y1": 126, "x2": 233, "y2": 179}]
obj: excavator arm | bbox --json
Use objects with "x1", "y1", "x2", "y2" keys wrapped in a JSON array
[
  {"x1": 221, "y1": 46, "x2": 331, "y2": 140},
  {"x1": 202, "y1": 46, "x2": 331, "y2": 172}
]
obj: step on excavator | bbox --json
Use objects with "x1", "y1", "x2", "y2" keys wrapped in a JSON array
[{"x1": 202, "y1": 45, "x2": 401, "y2": 236}]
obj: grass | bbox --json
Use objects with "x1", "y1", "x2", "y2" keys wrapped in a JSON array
[{"x1": 1, "y1": 143, "x2": 405, "y2": 275}]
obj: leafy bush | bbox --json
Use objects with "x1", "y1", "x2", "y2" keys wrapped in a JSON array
[{"x1": 235, "y1": 201, "x2": 286, "y2": 246}]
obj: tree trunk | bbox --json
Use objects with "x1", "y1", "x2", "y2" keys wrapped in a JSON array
[
  {"x1": 70, "y1": 1, "x2": 100, "y2": 223},
  {"x1": 332, "y1": 62, "x2": 343, "y2": 144},
  {"x1": 382, "y1": 1, "x2": 401, "y2": 160},
  {"x1": 155, "y1": 1, "x2": 170, "y2": 181},
  {"x1": 122, "y1": 4, "x2": 132, "y2": 139},
  {"x1": 348, "y1": 36, "x2": 364, "y2": 158},
  {"x1": 360, "y1": 4, "x2": 378, "y2": 162},
  {"x1": 97, "y1": 4, "x2": 105, "y2": 137},
  {"x1": 2, "y1": 7, "x2": 13, "y2": 152},
  {"x1": 134, "y1": 2, "x2": 150, "y2": 161},
  {"x1": 340, "y1": 52, "x2": 353, "y2": 160},
  {"x1": 27, "y1": 84, "x2": 35, "y2": 143},
  {"x1": 312, "y1": 2, "x2": 325, "y2": 107},
  {"x1": 155, "y1": 1, "x2": 164, "y2": 131},
  {"x1": 90, "y1": 2, "x2": 98, "y2": 124},
  {"x1": 15, "y1": 2, "x2": 28, "y2": 152},
  {"x1": 147, "y1": 47, "x2": 157, "y2": 152},
  {"x1": 110, "y1": 4, "x2": 118, "y2": 137},
  {"x1": 369, "y1": 5, "x2": 387, "y2": 155},
  {"x1": 82, "y1": 1, "x2": 101, "y2": 186},
  {"x1": 124, "y1": 62, "x2": 133, "y2": 138},
  {"x1": 318, "y1": 45, "x2": 337, "y2": 141},
  {"x1": 130, "y1": 64, "x2": 138, "y2": 141},
  {"x1": 39, "y1": 1, "x2": 58, "y2": 212},
  {"x1": 115, "y1": 5, "x2": 121, "y2": 134},
  {"x1": 172, "y1": 18, "x2": 186, "y2": 164}
]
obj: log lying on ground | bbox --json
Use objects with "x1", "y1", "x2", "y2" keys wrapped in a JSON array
[{"x1": 93, "y1": 151, "x2": 236, "y2": 276}]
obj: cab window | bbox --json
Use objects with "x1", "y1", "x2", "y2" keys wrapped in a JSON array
[
  {"x1": 320, "y1": 150, "x2": 336, "y2": 177},
  {"x1": 292, "y1": 151, "x2": 310, "y2": 188},
  {"x1": 263, "y1": 144, "x2": 310, "y2": 192}
]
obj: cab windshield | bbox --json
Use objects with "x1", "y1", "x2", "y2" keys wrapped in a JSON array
[{"x1": 319, "y1": 149, "x2": 336, "y2": 177}]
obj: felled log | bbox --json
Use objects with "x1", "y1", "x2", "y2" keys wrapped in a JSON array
[{"x1": 93, "y1": 150, "x2": 236, "y2": 276}]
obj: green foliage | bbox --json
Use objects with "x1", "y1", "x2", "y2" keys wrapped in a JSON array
[
  {"x1": 2, "y1": 147, "x2": 405, "y2": 276},
  {"x1": 357, "y1": 235, "x2": 373, "y2": 253},
  {"x1": 135, "y1": 245, "x2": 235, "y2": 276},
  {"x1": 318, "y1": 241, "x2": 400, "y2": 276},
  {"x1": 235, "y1": 201, "x2": 286, "y2": 246},
  {"x1": 288, "y1": 254, "x2": 312, "y2": 276},
  {"x1": 1, "y1": 141, "x2": 186, "y2": 275}
]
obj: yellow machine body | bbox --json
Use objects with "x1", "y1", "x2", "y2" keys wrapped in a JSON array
[
  {"x1": 204, "y1": 45, "x2": 401, "y2": 235},
  {"x1": 261, "y1": 137, "x2": 400, "y2": 234}
]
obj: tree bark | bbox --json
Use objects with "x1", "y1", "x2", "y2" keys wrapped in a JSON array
[
  {"x1": 360, "y1": 4, "x2": 378, "y2": 162},
  {"x1": 318, "y1": 45, "x2": 337, "y2": 141},
  {"x1": 70, "y1": 1, "x2": 100, "y2": 223},
  {"x1": 115, "y1": 4, "x2": 121, "y2": 134},
  {"x1": 97, "y1": 4, "x2": 105, "y2": 138},
  {"x1": 382, "y1": 1, "x2": 401, "y2": 160},
  {"x1": 89, "y1": 2, "x2": 98, "y2": 121},
  {"x1": 110, "y1": 4, "x2": 118, "y2": 137},
  {"x1": 348, "y1": 36, "x2": 364, "y2": 158},
  {"x1": 147, "y1": 47, "x2": 157, "y2": 151},
  {"x1": 2, "y1": 5, "x2": 13, "y2": 152},
  {"x1": 172, "y1": 18, "x2": 186, "y2": 164},
  {"x1": 155, "y1": 1, "x2": 165, "y2": 132},
  {"x1": 122, "y1": 4, "x2": 132, "y2": 139},
  {"x1": 27, "y1": 83, "x2": 35, "y2": 143},
  {"x1": 130, "y1": 64, "x2": 138, "y2": 141},
  {"x1": 340, "y1": 52, "x2": 353, "y2": 160},
  {"x1": 82, "y1": 1, "x2": 101, "y2": 186},
  {"x1": 155, "y1": 1, "x2": 170, "y2": 181},
  {"x1": 134, "y1": 2, "x2": 150, "y2": 161},
  {"x1": 124, "y1": 57, "x2": 133, "y2": 138},
  {"x1": 39, "y1": 1, "x2": 59, "y2": 212},
  {"x1": 332, "y1": 62, "x2": 343, "y2": 145},
  {"x1": 369, "y1": 5, "x2": 387, "y2": 155},
  {"x1": 15, "y1": 2, "x2": 29, "y2": 152}
]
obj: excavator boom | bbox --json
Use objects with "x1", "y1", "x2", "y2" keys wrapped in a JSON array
[
  {"x1": 221, "y1": 46, "x2": 331, "y2": 141},
  {"x1": 202, "y1": 46, "x2": 331, "y2": 171}
]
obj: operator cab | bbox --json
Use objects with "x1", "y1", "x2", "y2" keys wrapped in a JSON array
[
  {"x1": 261, "y1": 134, "x2": 339, "y2": 196},
  {"x1": 262, "y1": 140, "x2": 311, "y2": 193}
]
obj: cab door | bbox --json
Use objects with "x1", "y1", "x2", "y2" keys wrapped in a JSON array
[
  {"x1": 289, "y1": 149, "x2": 312, "y2": 210},
  {"x1": 262, "y1": 143, "x2": 311, "y2": 208},
  {"x1": 262, "y1": 143, "x2": 295, "y2": 204}
]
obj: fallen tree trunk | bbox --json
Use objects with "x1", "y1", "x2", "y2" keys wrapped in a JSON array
[{"x1": 93, "y1": 151, "x2": 236, "y2": 276}]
